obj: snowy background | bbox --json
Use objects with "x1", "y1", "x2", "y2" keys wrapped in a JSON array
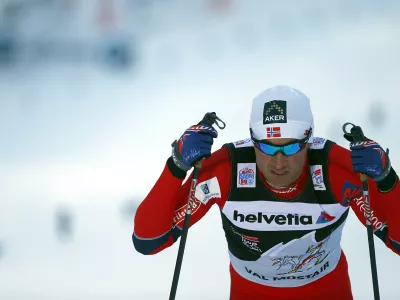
[{"x1": 0, "y1": 0, "x2": 399, "y2": 299}]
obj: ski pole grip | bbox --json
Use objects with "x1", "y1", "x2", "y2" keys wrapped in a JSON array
[
  {"x1": 342, "y1": 122, "x2": 368, "y2": 182},
  {"x1": 201, "y1": 112, "x2": 226, "y2": 129},
  {"x1": 342, "y1": 122, "x2": 366, "y2": 141},
  {"x1": 195, "y1": 112, "x2": 226, "y2": 169}
]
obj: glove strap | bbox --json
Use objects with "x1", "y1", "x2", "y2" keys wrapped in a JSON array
[
  {"x1": 171, "y1": 140, "x2": 191, "y2": 172},
  {"x1": 374, "y1": 149, "x2": 391, "y2": 182}
]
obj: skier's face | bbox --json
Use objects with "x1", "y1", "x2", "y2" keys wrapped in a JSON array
[{"x1": 254, "y1": 138, "x2": 309, "y2": 188}]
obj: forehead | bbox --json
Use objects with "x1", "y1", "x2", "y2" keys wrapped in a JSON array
[{"x1": 263, "y1": 138, "x2": 298, "y2": 146}]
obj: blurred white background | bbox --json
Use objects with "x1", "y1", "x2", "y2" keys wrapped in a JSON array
[{"x1": 0, "y1": 0, "x2": 399, "y2": 299}]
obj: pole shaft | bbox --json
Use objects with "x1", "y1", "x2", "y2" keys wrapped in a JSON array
[
  {"x1": 169, "y1": 167, "x2": 200, "y2": 300},
  {"x1": 362, "y1": 179, "x2": 380, "y2": 300}
]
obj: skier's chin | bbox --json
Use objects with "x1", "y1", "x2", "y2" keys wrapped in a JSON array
[{"x1": 266, "y1": 170, "x2": 292, "y2": 187}]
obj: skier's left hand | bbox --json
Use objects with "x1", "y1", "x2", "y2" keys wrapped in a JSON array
[{"x1": 348, "y1": 139, "x2": 391, "y2": 181}]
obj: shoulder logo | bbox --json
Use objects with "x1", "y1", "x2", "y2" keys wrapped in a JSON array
[
  {"x1": 195, "y1": 177, "x2": 221, "y2": 205},
  {"x1": 233, "y1": 138, "x2": 252, "y2": 148},
  {"x1": 310, "y1": 165, "x2": 326, "y2": 191},
  {"x1": 200, "y1": 183, "x2": 210, "y2": 194},
  {"x1": 237, "y1": 163, "x2": 256, "y2": 188},
  {"x1": 310, "y1": 137, "x2": 327, "y2": 150}
]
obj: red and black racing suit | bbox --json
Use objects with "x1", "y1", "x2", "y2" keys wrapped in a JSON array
[{"x1": 133, "y1": 138, "x2": 400, "y2": 299}]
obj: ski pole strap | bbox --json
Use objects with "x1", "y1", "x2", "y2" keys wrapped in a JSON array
[
  {"x1": 342, "y1": 122, "x2": 366, "y2": 142},
  {"x1": 194, "y1": 112, "x2": 226, "y2": 169},
  {"x1": 342, "y1": 122, "x2": 368, "y2": 183},
  {"x1": 342, "y1": 122, "x2": 371, "y2": 220},
  {"x1": 199, "y1": 112, "x2": 226, "y2": 129}
]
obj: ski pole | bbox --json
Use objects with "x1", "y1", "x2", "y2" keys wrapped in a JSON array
[
  {"x1": 342, "y1": 122, "x2": 380, "y2": 300},
  {"x1": 169, "y1": 112, "x2": 226, "y2": 300}
]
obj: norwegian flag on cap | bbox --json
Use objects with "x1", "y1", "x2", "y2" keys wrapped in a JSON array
[{"x1": 266, "y1": 127, "x2": 281, "y2": 138}]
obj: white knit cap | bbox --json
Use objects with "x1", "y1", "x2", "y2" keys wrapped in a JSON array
[{"x1": 249, "y1": 85, "x2": 314, "y2": 140}]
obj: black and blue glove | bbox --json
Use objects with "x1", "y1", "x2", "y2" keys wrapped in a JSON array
[
  {"x1": 347, "y1": 139, "x2": 391, "y2": 182},
  {"x1": 171, "y1": 124, "x2": 218, "y2": 171}
]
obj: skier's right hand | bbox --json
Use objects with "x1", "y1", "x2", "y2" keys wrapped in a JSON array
[{"x1": 171, "y1": 124, "x2": 218, "y2": 171}]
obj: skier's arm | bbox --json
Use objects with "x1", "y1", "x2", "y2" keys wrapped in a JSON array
[
  {"x1": 329, "y1": 143, "x2": 400, "y2": 255},
  {"x1": 133, "y1": 147, "x2": 231, "y2": 255}
]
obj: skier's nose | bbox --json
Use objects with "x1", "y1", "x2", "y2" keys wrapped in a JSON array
[{"x1": 273, "y1": 152, "x2": 286, "y2": 169}]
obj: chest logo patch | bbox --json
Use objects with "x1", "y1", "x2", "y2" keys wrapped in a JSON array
[{"x1": 237, "y1": 163, "x2": 256, "y2": 188}]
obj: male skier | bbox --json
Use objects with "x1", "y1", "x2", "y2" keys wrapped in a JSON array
[{"x1": 133, "y1": 85, "x2": 400, "y2": 299}]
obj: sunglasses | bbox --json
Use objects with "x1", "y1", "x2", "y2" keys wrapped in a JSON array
[{"x1": 250, "y1": 131, "x2": 310, "y2": 157}]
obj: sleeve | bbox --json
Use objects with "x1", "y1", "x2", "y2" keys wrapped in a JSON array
[
  {"x1": 328, "y1": 143, "x2": 400, "y2": 256},
  {"x1": 132, "y1": 146, "x2": 232, "y2": 255}
]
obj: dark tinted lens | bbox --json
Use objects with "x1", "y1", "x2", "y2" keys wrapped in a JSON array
[
  {"x1": 282, "y1": 143, "x2": 301, "y2": 156},
  {"x1": 258, "y1": 143, "x2": 280, "y2": 155},
  {"x1": 256, "y1": 141, "x2": 303, "y2": 156}
]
